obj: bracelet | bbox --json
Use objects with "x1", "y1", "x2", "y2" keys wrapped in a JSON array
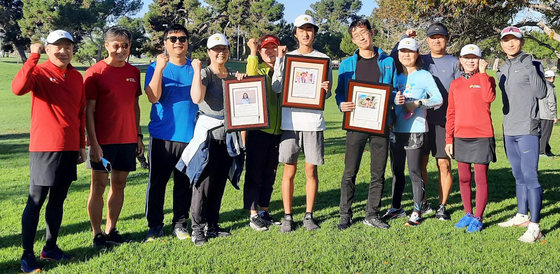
[{"x1": 138, "y1": 133, "x2": 144, "y2": 139}]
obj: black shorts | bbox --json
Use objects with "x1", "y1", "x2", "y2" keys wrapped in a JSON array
[
  {"x1": 30, "y1": 151, "x2": 78, "y2": 186},
  {"x1": 427, "y1": 124, "x2": 447, "y2": 158},
  {"x1": 90, "y1": 143, "x2": 137, "y2": 172}
]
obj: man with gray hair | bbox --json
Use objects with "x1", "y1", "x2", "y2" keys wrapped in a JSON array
[{"x1": 13, "y1": 30, "x2": 86, "y2": 273}]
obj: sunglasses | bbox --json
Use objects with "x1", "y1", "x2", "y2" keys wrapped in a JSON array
[
  {"x1": 101, "y1": 157, "x2": 112, "y2": 173},
  {"x1": 110, "y1": 42, "x2": 129, "y2": 50},
  {"x1": 166, "y1": 36, "x2": 188, "y2": 43}
]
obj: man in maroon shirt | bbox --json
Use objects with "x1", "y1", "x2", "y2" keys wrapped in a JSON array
[{"x1": 12, "y1": 30, "x2": 85, "y2": 273}]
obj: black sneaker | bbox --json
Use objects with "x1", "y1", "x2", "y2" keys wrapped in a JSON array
[
  {"x1": 303, "y1": 212, "x2": 320, "y2": 231},
  {"x1": 363, "y1": 216, "x2": 390, "y2": 229},
  {"x1": 435, "y1": 204, "x2": 451, "y2": 221},
  {"x1": 93, "y1": 233, "x2": 108, "y2": 249},
  {"x1": 259, "y1": 211, "x2": 281, "y2": 226},
  {"x1": 280, "y1": 215, "x2": 294, "y2": 233},
  {"x1": 40, "y1": 246, "x2": 73, "y2": 261},
  {"x1": 338, "y1": 215, "x2": 352, "y2": 230},
  {"x1": 205, "y1": 225, "x2": 232, "y2": 238},
  {"x1": 191, "y1": 229, "x2": 206, "y2": 246},
  {"x1": 106, "y1": 228, "x2": 131, "y2": 245},
  {"x1": 145, "y1": 225, "x2": 164, "y2": 242},
  {"x1": 250, "y1": 214, "x2": 269, "y2": 231},
  {"x1": 420, "y1": 202, "x2": 433, "y2": 215},
  {"x1": 21, "y1": 252, "x2": 42, "y2": 274}
]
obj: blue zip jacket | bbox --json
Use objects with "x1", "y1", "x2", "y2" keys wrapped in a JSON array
[{"x1": 335, "y1": 47, "x2": 398, "y2": 108}]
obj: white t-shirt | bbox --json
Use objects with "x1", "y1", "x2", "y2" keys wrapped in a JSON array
[{"x1": 272, "y1": 49, "x2": 332, "y2": 131}]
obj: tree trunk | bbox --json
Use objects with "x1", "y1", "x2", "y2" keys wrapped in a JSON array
[
  {"x1": 97, "y1": 45, "x2": 103, "y2": 62},
  {"x1": 15, "y1": 44, "x2": 27, "y2": 63}
]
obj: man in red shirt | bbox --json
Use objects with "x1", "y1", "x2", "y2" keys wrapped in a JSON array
[
  {"x1": 12, "y1": 30, "x2": 86, "y2": 273},
  {"x1": 84, "y1": 26, "x2": 144, "y2": 249}
]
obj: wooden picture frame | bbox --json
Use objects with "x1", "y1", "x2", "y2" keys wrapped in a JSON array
[
  {"x1": 224, "y1": 75, "x2": 269, "y2": 132},
  {"x1": 342, "y1": 80, "x2": 392, "y2": 135},
  {"x1": 282, "y1": 55, "x2": 329, "y2": 110}
]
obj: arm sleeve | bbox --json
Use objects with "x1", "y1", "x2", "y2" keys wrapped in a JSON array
[
  {"x1": 79, "y1": 79, "x2": 86, "y2": 149},
  {"x1": 246, "y1": 55, "x2": 259, "y2": 76},
  {"x1": 271, "y1": 56, "x2": 284, "y2": 93},
  {"x1": 422, "y1": 73, "x2": 443, "y2": 109},
  {"x1": 547, "y1": 85, "x2": 557, "y2": 115},
  {"x1": 445, "y1": 83, "x2": 456, "y2": 144},
  {"x1": 12, "y1": 53, "x2": 41, "y2": 96},
  {"x1": 144, "y1": 63, "x2": 155, "y2": 89},
  {"x1": 525, "y1": 59, "x2": 548, "y2": 99},
  {"x1": 334, "y1": 68, "x2": 347, "y2": 110},
  {"x1": 84, "y1": 68, "x2": 98, "y2": 100},
  {"x1": 479, "y1": 73, "x2": 496, "y2": 103}
]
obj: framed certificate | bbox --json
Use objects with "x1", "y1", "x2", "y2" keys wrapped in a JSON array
[
  {"x1": 224, "y1": 76, "x2": 269, "y2": 132},
  {"x1": 282, "y1": 55, "x2": 329, "y2": 110},
  {"x1": 342, "y1": 80, "x2": 392, "y2": 135}
]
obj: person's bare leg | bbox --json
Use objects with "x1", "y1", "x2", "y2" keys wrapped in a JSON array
[
  {"x1": 437, "y1": 157, "x2": 453, "y2": 205},
  {"x1": 281, "y1": 163, "x2": 297, "y2": 214},
  {"x1": 104, "y1": 170, "x2": 129, "y2": 234},
  {"x1": 87, "y1": 170, "x2": 109, "y2": 236},
  {"x1": 304, "y1": 162, "x2": 318, "y2": 213}
]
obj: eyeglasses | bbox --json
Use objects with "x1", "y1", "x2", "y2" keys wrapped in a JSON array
[
  {"x1": 101, "y1": 157, "x2": 112, "y2": 173},
  {"x1": 352, "y1": 30, "x2": 371, "y2": 39},
  {"x1": 110, "y1": 42, "x2": 129, "y2": 50},
  {"x1": 166, "y1": 36, "x2": 188, "y2": 43}
]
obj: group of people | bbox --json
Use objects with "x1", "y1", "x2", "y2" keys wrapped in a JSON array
[{"x1": 12, "y1": 13, "x2": 556, "y2": 274}]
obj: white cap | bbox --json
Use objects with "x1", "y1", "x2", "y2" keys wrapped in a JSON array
[
  {"x1": 545, "y1": 70, "x2": 555, "y2": 78},
  {"x1": 398, "y1": 38, "x2": 418, "y2": 51},
  {"x1": 500, "y1": 26, "x2": 523, "y2": 40},
  {"x1": 460, "y1": 44, "x2": 482, "y2": 57},
  {"x1": 207, "y1": 33, "x2": 228, "y2": 49},
  {"x1": 294, "y1": 14, "x2": 318, "y2": 29},
  {"x1": 46, "y1": 30, "x2": 74, "y2": 44}
]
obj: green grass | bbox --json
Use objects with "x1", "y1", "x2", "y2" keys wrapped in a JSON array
[{"x1": 1, "y1": 56, "x2": 560, "y2": 273}]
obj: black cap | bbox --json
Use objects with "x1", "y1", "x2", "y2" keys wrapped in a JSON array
[{"x1": 426, "y1": 24, "x2": 449, "y2": 37}]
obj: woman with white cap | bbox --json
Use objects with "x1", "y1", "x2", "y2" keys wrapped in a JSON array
[
  {"x1": 189, "y1": 33, "x2": 246, "y2": 245},
  {"x1": 389, "y1": 38, "x2": 443, "y2": 227},
  {"x1": 445, "y1": 44, "x2": 496, "y2": 233}
]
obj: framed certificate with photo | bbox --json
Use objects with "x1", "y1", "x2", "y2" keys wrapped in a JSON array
[
  {"x1": 282, "y1": 55, "x2": 329, "y2": 110},
  {"x1": 224, "y1": 76, "x2": 269, "y2": 132},
  {"x1": 342, "y1": 80, "x2": 392, "y2": 135}
]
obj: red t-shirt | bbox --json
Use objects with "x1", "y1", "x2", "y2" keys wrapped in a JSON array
[
  {"x1": 84, "y1": 61, "x2": 142, "y2": 145},
  {"x1": 446, "y1": 73, "x2": 496, "y2": 144},
  {"x1": 12, "y1": 53, "x2": 85, "y2": 152}
]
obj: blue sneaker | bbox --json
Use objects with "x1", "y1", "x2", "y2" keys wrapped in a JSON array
[
  {"x1": 21, "y1": 252, "x2": 42, "y2": 273},
  {"x1": 455, "y1": 212, "x2": 474, "y2": 228},
  {"x1": 40, "y1": 246, "x2": 73, "y2": 261},
  {"x1": 467, "y1": 217, "x2": 483, "y2": 233}
]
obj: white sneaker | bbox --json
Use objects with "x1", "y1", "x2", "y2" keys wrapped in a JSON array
[
  {"x1": 517, "y1": 223, "x2": 545, "y2": 243},
  {"x1": 497, "y1": 213, "x2": 529, "y2": 227}
]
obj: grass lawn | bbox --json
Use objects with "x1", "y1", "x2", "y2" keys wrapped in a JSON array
[{"x1": 1, "y1": 55, "x2": 560, "y2": 273}]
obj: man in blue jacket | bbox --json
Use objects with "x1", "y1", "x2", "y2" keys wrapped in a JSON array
[{"x1": 335, "y1": 18, "x2": 397, "y2": 230}]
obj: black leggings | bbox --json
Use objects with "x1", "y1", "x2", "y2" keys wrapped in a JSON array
[
  {"x1": 390, "y1": 140, "x2": 425, "y2": 213},
  {"x1": 22, "y1": 181, "x2": 72, "y2": 252}
]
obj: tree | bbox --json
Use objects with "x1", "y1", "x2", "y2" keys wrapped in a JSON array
[
  {"x1": 0, "y1": 0, "x2": 30, "y2": 61},
  {"x1": 19, "y1": 0, "x2": 142, "y2": 61}
]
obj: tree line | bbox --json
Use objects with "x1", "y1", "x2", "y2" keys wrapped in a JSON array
[{"x1": 2, "y1": 0, "x2": 560, "y2": 65}]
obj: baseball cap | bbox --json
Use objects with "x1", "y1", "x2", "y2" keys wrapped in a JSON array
[
  {"x1": 294, "y1": 15, "x2": 318, "y2": 30},
  {"x1": 427, "y1": 24, "x2": 449, "y2": 37},
  {"x1": 46, "y1": 30, "x2": 74, "y2": 44},
  {"x1": 544, "y1": 70, "x2": 555, "y2": 78},
  {"x1": 261, "y1": 36, "x2": 279, "y2": 48},
  {"x1": 207, "y1": 33, "x2": 229, "y2": 49},
  {"x1": 460, "y1": 44, "x2": 482, "y2": 57},
  {"x1": 500, "y1": 26, "x2": 523, "y2": 40},
  {"x1": 398, "y1": 38, "x2": 419, "y2": 52}
]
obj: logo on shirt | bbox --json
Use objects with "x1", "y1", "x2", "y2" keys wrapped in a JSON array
[
  {"x1": 514, "y1": 70, "x2": 522, "y2": 73},
  {"x1": 49, "y1": 77, "x2": 57, "y2": 82},
  {"x1": 126, "y1": 78, "x2": 137, "y2": 82},
  {"x1": 469, "y1": 85, "x2": 481, "y2": 88}
]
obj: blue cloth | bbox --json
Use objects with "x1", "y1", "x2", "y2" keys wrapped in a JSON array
[
  {"x1": 175, "y1": 114, "x2": 244, "y2": 189},
  {"x1": 392, "y1": 70, "x2": 442, "y2": 133},
  {"x1": 335, "y1": 48, "x2": 398, "y2": 108},
  {"x1": 145, "y1": 61, "x2": 199, "y2": 143}
]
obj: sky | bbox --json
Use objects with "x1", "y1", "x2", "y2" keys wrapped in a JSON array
[{"x1": 138, "y1": 0, "x2": 377, "y2": 24}]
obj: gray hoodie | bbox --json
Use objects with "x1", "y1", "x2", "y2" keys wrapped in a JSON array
[
  {"x1": 538, "y1": 81, "x2": 557, "y2": 120},
  {"x1": 497, "y1": 53, "x2": 548, "y2": 136}
]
